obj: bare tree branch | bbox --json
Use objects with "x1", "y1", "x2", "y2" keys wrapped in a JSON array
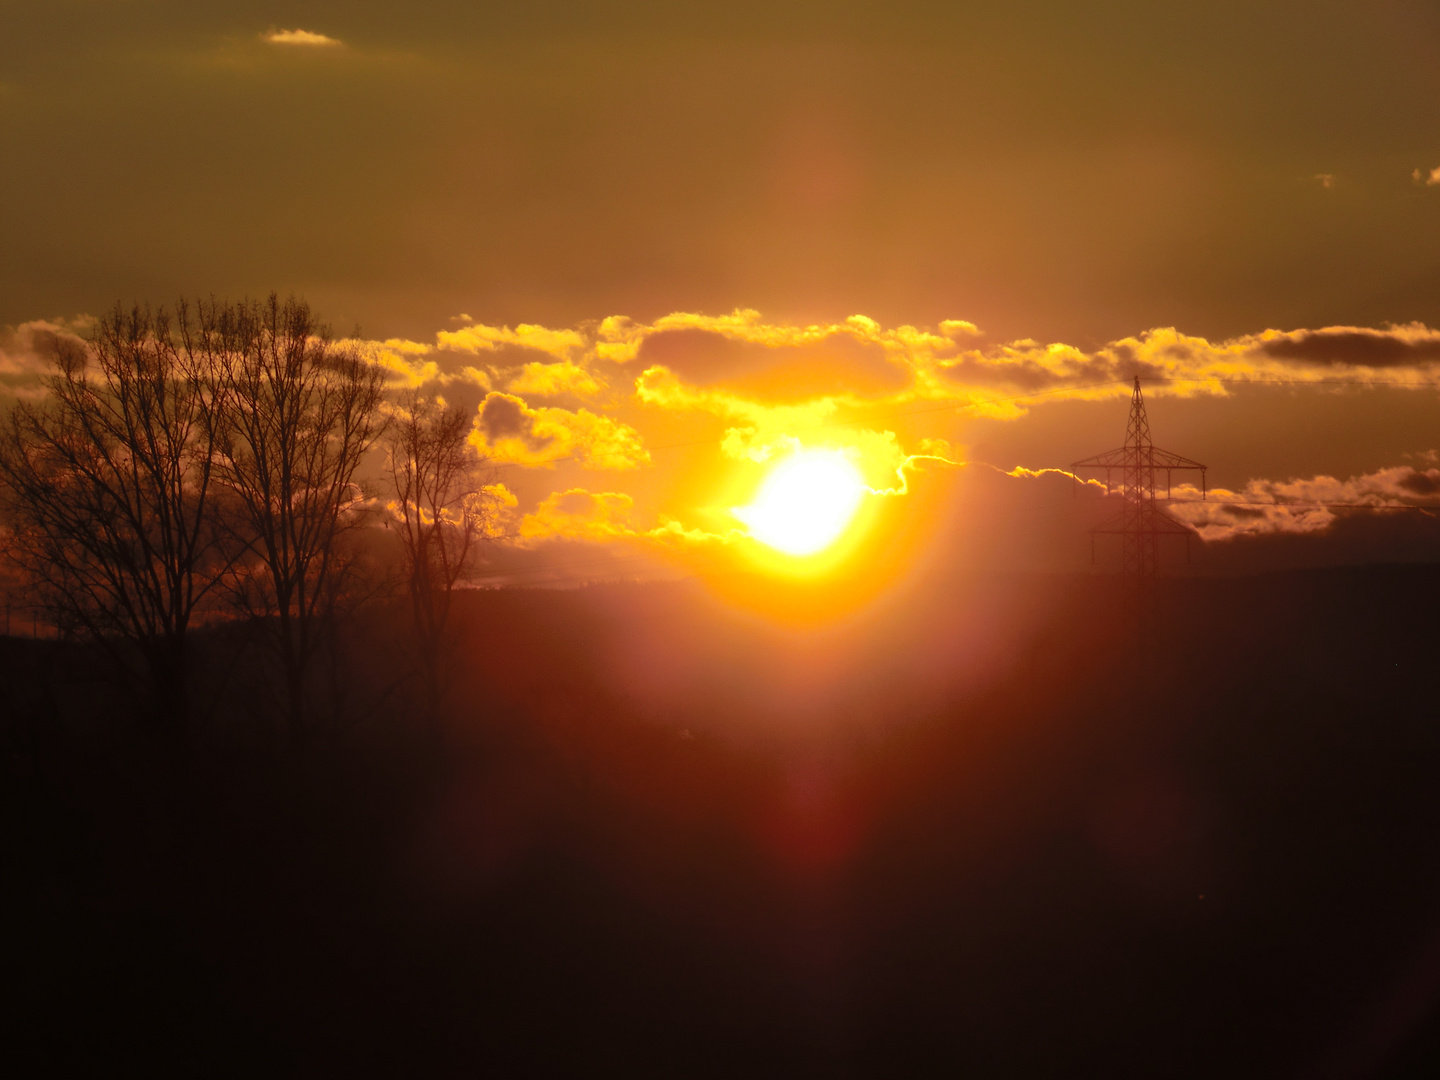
[
  {"x1": 0, "y1": 303, "x2": 231, "y2": 741},
  {"x1": 206, "y1": 295, "x2": 386, "y2": 746},
  {"x1": 382, "y1": 390, "x2": 499, "y2": 732}
]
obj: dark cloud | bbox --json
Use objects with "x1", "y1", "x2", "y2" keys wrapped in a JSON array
[
  {"x1": 432, "y1": 377, "x2": 489, "y2": 418},
  {"x1": 636, "y1": 328, "x2": 908, "y2": 401},
  {"x1": 936, "y1": 345, "x2": 1171, "y2": 392},
  {"x1": 1259, "y1": 330, "x2": 1440, "y2": 368},
  {"x1": 1398, "y1": 469, "x2": 1440, "y2": 496},
  {"x1": 477, "y1": 392, "x2": 551, "y2": 451},
  {"x1": 937, "y1": 356, "x2": 1067, "y2": 391}
]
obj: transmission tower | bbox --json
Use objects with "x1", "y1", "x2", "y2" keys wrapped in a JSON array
[{"x1": 1072, "y1": 377, "x2": 1207, "y2": 580}]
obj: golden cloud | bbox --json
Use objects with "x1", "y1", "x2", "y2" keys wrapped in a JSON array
[
  {"x1": 450, "y1": 310, "x2": 958, "y2": 395},
  {"x1": 382, "y1": 480, "x2": 518, "y2": 539},
  {"x1": 636, "y1": 366, "x2": 837, "y2": 453},
  {"x1": 261, "y1": 29, "x2": 342, "y2": 47},
  {"x1": 438, "y1": 321, "x2": 587, "y2": 362},
  {"x1": 469, "y1": 392, "x2": 649, "y2": 471},
  {"x1": 479, "y1": 483, "x2": 520, "y2": 536},
  {"x1": 505, "y1": 361, "x2": 604, "y2": 397},
  {"x1": 518, "y1": 488, "x2": 730, "y2": 548},
  {"x1": 519, "y1": 489, "x2": 635, "y2": 542},
  {"x1": 341, "y1": 337, "x2": 437, "y2": 387},
  {"x1": 449, "y1": 366, "x2": 494, "y2": 391}
]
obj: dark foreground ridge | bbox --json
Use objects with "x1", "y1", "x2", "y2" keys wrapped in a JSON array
[{"x1": 5, "y1": 565, "x2": 1440, "y2": 1077}]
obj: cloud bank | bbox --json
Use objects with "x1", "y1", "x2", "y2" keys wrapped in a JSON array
[
  {"x1": 385, "y1": 312, "x2": 1440, "y2": 416},
  {"x1": 1169, "y1": 465, "x2": 1440, "y2": 541},
  {"x1": 13, "y1": 306, "x2": 1440, "y2": 580}
]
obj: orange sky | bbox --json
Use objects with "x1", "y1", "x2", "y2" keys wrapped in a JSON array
[{"x1": 4, "y1": 2, "x2": 1440, "y2": 585}]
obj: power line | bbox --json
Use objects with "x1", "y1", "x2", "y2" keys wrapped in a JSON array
[{"x1": 1168, "y1": 499, "x2": 1439, "y2": 512}]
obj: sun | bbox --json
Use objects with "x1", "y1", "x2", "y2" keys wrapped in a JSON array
[{"x1": 733, "y1": 449, "x2": 867, "y2": 557}]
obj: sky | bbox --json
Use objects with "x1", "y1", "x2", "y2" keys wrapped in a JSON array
[{"x1": 4, "y1": 1, "x2": 1440, "y2": 588}]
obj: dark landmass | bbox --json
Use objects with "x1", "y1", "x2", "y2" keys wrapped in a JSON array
[{"x1": 5, "y1": 564, "x2": 1440, "y2": 1077}]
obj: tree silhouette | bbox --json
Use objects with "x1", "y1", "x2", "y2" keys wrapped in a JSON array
[
  {"x1": 207, "y1": 295, "x2": 385, "y2": 746},
  {"x1": 0, "y1": 304, "x2": 229, "y2": 742},
  {"x1": 382, "y1": 390, "x2": 499, "y2": 731}
]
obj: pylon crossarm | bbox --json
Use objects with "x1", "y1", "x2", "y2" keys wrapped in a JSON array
[
  {"x1": 1071, "y1": 448, "x2": 1130, "y2": 470},
  {"x1": 1148, "y1": 446, "x2": 1207, "y2": 471},
  {"x1": 1073, "y1": 445, "x2": 1206, "y2": 473}
]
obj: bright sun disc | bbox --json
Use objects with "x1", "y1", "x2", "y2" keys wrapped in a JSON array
[{"x1": 733, "y1": 449, "x2": 867, "y2": 556}]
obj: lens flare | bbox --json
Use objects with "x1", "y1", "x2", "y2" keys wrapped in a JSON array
[{"x1": 733, "y1": 449, "x2": 867, "y2": 556}]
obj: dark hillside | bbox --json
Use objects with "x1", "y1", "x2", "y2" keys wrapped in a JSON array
[{"x1": 5, "y1": 566, "x2": 1440, "y2": 1077}]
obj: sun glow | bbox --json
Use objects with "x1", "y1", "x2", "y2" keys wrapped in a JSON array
[{"x1": 733, "y1": 449, "x2": 867, "y2": 557}]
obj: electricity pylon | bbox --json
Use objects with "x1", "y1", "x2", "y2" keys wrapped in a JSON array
[{"x1": 1072, "y1": 377, "x2": 1207, "y2": 580}]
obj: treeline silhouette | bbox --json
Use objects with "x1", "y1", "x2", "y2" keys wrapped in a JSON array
[{"x1": 0, "y1": 296, "x2": 494, "y2": 751}]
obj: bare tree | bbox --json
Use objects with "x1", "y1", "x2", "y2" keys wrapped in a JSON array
[
  {"x1": 0, "y1": 304, "x2": 228, "y2": 741},
  {"x1": 382, "y1": 391, "x2": 496, "y2": 729},
  {"x1": 207, "y1": 295, "x2": 386, "y2": 746}
]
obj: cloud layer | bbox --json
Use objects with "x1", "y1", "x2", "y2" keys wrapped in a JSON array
[
  {"x1": 11, "y1": 306, "x2": 1440, "y2": 580},
  {"x1": 0, "y1": 319, "x2": 90, "y2": 401},
  {"x1": 240, "y1": 311, "x2": 1440, "y2": 570},
  {"x1": 386, "y1": 311, "x2": 1440, "y2": 411},
  {"x1": 1169, "y1": 465, "x2": 1440, "y2": 541}
]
